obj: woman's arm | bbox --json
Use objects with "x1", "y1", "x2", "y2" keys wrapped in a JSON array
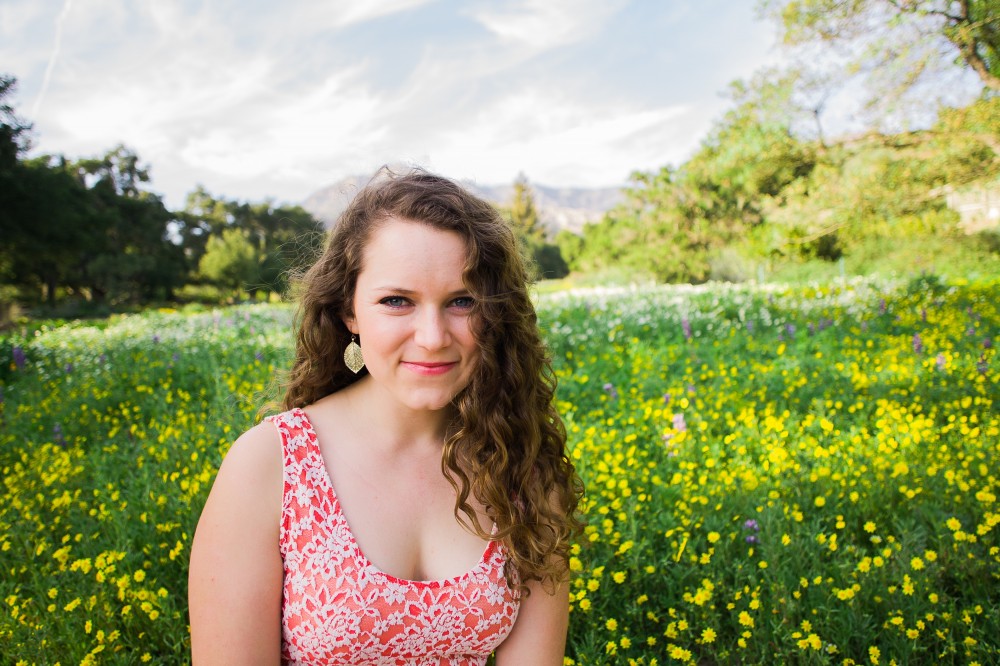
[
  {"x1": 188, "y1": 422, "x2": 284, "y2": 664},
  {"x1": 494, "y1": 575, "x2": 570, "y2": 665}
]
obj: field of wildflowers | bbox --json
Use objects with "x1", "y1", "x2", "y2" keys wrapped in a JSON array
[{"x1": 1, "y1": 276, "x2": 997, "y2": 665}]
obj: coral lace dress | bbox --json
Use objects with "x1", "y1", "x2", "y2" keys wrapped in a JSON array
[{"x1": 269, "y1": 409, "x2": 521, "y2": 665}]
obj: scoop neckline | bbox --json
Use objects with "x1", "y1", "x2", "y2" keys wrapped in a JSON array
[{"x1": 288, "y1": 407, "x2": 496, "y2": 588}]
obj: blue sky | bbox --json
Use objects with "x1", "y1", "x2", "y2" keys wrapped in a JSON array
[{"x1": 2, "y1": 0, "x2": 786, "y2": 208}]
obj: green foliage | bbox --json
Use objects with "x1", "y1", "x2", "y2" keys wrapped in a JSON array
[
  {"x1": 198, "y1": 228, "x2": 261, "y2": 294},
  {"x1": 501, "y1": 176, "x2": 570, "y2": 280},
  {"x1": 762, "y1": 0, "x2": 1000, "y2": 108}
]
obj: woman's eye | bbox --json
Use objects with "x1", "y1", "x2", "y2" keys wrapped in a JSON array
[
  {"x1": 379, "y1": 296, "x2": 409, "y2": 308},
  {"x1": 451, "y1": 296, "x2": 475, "y2": 309}
]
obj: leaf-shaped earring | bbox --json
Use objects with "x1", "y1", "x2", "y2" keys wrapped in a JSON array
[{"x1": 343, "y1": 334, "x2": 365, "y2": 373}]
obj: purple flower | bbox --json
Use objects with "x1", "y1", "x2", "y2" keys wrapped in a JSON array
[
  {"x1": 255, "y1": 351, "x2": 264, "y2": 362},
  {"x1": 687, "y1": 384, "x2": 696, "y2": 394},
  {"x1": 53, "y1": 423, "x2": 66, "y2": 448},
  {"x1": 785, "y1": 323, "x2": 796, "y2": 338},
  {"x1": 743, "y1": 519, "x2": 760, "y2": 532},
  {"x1": 935, "y1": 354, "x2": 946, "y2": 371},
  {"x1": 152, "y1": 335, "x2": 160, "y2": 344},
  {"x1": 967, "y1": 327, "x2": 976, "y2": 337},
  {"x1": 912, "y1": 333, "x2": 923, "y2": 355},
  {"x1": 12, "y1": 346, "x2": 26, "y2": 370},
  {"x1": 672, "y1": 412, "x2": 687, "y2": 432},
  {"x1": 745, "y1": 535, "x2": 759, "y2": 544},
  {"x1": 64, "y1": 363, "x2": 73, "y2": 374},
  {"x1": 984, "y1": 338, "x2": 993, "y2": 349},
  {"x1": 663, "y1": 393, "x2": 672, "y2": 405},
  {"x1": 861, "y1": 321, "x2": 869, "y2": 332},
  {"x1": 681, "y1": 317, "x2": 692, "y2": 341},
  {"x1": 879, "y1": 299, "x2": 887, "y2": 314},
  {"x1": 602, "y1": 382, "x2": 618, "y2": 400},
  {"x1": 745, "y1": 320, "x2": 754, "y2": 333},
  {"x1": 978, "y1": 355, "x2": 989, "y2": 375},
  {"x1": 99, "y1": 353, "x2": 107, "y2": 364},
  {"x1": 921, "y1": 308, "x2": 927, "y2": 322}
]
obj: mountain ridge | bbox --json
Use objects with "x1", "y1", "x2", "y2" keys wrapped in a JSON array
[{"x1": 301, "y1": 175, "x2": 624, "y2": 235}]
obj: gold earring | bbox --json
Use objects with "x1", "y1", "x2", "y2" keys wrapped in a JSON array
[{"x1": 344, "y1": 334, "x2": 365, "y2": 373}]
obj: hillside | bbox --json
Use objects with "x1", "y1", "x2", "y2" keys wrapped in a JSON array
[{"x1": 301, "y1": 175, "x2": 623, "y2": 235}]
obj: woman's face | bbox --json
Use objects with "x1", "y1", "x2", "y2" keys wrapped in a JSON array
[{"x1": 345, "y1": 218, "x2": 480, "y2": 414}]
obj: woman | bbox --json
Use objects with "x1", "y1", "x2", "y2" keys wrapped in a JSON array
[{"x1": 189, "y1": 169, "x2": 583, "y2": 664}]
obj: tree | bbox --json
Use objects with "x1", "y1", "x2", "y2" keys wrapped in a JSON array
[
  {"x1": 502, "y1": 176, "x2": 569, "y2": 280},
  {"x1": 198, "y1": 228, "x2": 261, "y2": 296},
  {"x1": 761, "y1": 0, "x2": 1000, "y2": 122},
  {"x1": 508, "y1": 174, "x2": 545, "y2": 246},
  {"x1": 70, "y1": 146, "x2": 184, "y2": 303},
  {"x1": 0, "y1": 75, "x2": 31, "y2": 169}
]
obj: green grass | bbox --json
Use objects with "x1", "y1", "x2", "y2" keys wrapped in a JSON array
[{"x1": 1, "y1": 277, "x2": 997, "y2": 664}]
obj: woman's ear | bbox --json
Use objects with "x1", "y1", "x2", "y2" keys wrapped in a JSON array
[{"x1": 343, "y1": 315, "x2": 359, "y2": 335}]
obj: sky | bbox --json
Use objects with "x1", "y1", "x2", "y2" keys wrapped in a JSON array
[{"x1": 2, "y1": 0, "x2": 788, "y2": 209}]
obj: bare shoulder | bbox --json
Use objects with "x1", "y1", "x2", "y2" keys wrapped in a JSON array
[
  {"x1": 217, "y1": 419, "x2": 283, "y2": 484},
  {"x1": 189, "y1": 418, "x2": 284, "y2": 662}
]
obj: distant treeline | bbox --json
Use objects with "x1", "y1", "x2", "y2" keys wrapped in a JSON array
[
  {"x1": 553, "y1": 94, "x2": 999, "y2": 285},
  {"x1": 0, "y1": 76, "x2": 325, "y2": 316}
]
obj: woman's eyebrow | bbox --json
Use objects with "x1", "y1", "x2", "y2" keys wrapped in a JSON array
[{"x1": 372, "y1": 286, "x2": 471, "y2": 297}]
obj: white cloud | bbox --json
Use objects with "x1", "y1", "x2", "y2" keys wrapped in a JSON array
[
  {"x1": 468, "y1": 0, "x2": 625, "y2": 50},
  {"x1": 423, "y1": 88, "x2": 694, "y2": 187},
  {"x1": 287, "y1": 0, "x2": 436, "y2": 32}
]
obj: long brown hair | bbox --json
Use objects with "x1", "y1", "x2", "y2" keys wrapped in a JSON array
[{"x1": 282, "y1": 168, "x2": 582, "y2": 591}]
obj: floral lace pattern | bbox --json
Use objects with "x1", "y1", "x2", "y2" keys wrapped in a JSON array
[{"x1": 270, "y1": 409, "x2": 520, "y2": 665}]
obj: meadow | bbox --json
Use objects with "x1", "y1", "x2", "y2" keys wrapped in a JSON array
[{"x1": 0, "y1": 276, "x2": 997, "y2": 665}]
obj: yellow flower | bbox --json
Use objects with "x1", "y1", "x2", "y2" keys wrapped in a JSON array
[
  {"x1": 606, "y1": 618, "x2": 618, "y2": 632},
  {"x1": 707, "y1": 531, "x2": 720, "y2": 544},
  {"x1": 814, "y1": 496, "x2": 826, "y2": 507},
  {"x1": 869, "y1": 645, "x2": 880, "y2": 664},
  {"x1": 864, "y1": 521, "x2": 877, "y2": 533},
  {"x1": 701, "y1": 628, "x2": 716, "y2": 643},
  {"x1": 910, "y1": 557, "x2": 924, "y2": 570}
]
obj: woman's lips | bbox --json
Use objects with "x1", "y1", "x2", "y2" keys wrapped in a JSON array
[{"x1": 402, "y1": 361, "x2": 457, "y2": 376}]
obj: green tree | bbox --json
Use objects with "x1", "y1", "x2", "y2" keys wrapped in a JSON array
[
  {"x1": 761, "y1": 0, "x2": 1000, "y2": 120},
  {"x1": 2, "y1": 157, "x2": 94, "y2": 305},
  {"x1": 71, "y1": 146, "x2": 184, "y2": 303},
  {"x1": 502, "y1": 176, "x2": 569, "y2": 280},
  {"x1": 198, "y1": 227, "x2": 261, "y2": 296},
  {"x1": 228, "y1": 200, "x2": 325, "y2": 296},
  {"x1": 0, "y1": 75, "x2": 31, "y2": 169}
]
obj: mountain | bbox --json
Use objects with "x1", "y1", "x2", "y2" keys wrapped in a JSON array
[{"x1": 301, "y1": 175, "x2": 623, "y2": 235}]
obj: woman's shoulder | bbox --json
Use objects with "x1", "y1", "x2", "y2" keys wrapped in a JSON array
[{"x1": 216, "y1": 419, "x2": 284, "y2": 489}]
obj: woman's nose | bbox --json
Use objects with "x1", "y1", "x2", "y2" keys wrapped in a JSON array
[{"x1": 414, "y1": 309, "x2": 449, "y2": 349}]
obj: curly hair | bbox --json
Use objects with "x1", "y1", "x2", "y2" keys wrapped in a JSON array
[{"x1": 281, "y1": 168, "x2": 583, "y2": 592}]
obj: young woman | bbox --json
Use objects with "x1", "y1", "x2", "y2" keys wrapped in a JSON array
[{"x1": 188, "y1": 169, "x2": 583, "y2": 664}]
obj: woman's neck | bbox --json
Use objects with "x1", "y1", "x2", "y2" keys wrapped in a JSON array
[{"x1": 338, "y1": 376, "x2": 456, "y2": 454}]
